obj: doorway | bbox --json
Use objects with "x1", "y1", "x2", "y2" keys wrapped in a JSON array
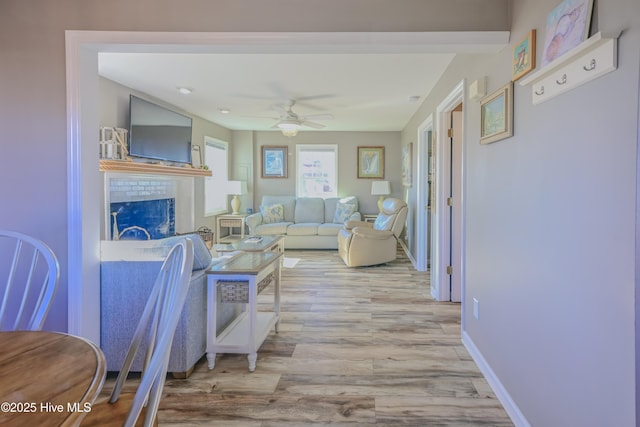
[
  {"x1": 67, "y1": 35, "x2": 493, "y2": 340},
  {"x1": 431, "y1": 81, "x2": 464, "y2": 303}
]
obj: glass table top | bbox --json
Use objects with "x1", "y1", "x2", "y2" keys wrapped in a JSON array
[
  {"x1": 213, "y1": 235, "x2": 283, "y2": 253},
  {"x1": 207, "y1": 251, "x2": 282, "y2": 275}
]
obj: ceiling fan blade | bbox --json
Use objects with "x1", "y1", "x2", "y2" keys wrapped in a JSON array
[
  {"x1": 301, "y1": 121, "x2": 325, "y2": 129},
  {"x1": 241, "y1": 114, "x2": 278, "y2": 120},
  {"x1": 271, "y1": 104, "x2": 289, "y2": 116},
  {"x1": 301, "y1": 113, "x2": 333, "y2": 121}
]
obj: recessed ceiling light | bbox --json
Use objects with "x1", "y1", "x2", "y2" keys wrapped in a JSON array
[
  {"x1": 177, "y1": 87, "x2": 192, "y2": 95},
  {"x1": 219, "y1": 108, "x2": 230, "y2": 114},
  {"x1": 408, "y1": 95, "x2": 421, "y2": 102}
]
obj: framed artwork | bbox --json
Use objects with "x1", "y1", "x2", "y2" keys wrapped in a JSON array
[
  {"x1": 512, "y1": 29, "x2": 536, "y2": 81},
  {"x1": 542, "y1": 0, "x2": 593, "y2": 66},
  {"x1": 402, "y1": 143, "x2": 413, "y2": 187},
  {"x1": 480, "y1": 82, "x2": 513, "y2": 145},
  {"x1": 357, "y1": 146, "x2": 385, "y2": 179},
  {"x1": 191, "y1": 145, "x2": 202, "y2": 168},
  {"x1": 261, "y1": 145, "x2": 288, "y2": 178}
]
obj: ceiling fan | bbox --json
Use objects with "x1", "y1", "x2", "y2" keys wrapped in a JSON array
[{"x1": 270, "y1": 100, "x2": 333, "y2": 136}]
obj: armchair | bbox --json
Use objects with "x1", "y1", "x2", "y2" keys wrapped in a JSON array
[{"x1": 337, "y1": 198, "x2": 408, "y2": 267}]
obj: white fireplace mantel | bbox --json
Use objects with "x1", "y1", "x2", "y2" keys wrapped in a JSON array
[{"x1": 100, "y1": 159, "x2": 212, "y2": 178}]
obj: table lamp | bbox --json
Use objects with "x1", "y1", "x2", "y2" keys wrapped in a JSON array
[
  {"x1": 371, "y1": 180, "x2": 390, "y2": 213},
  {"x1": 227, "y1": 180, "x2": 247, "y2": 215}
]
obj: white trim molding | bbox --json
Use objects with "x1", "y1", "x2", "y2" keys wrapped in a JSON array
[{"x1": 462, "y1": 331, "x2": 531, "y2": 427}]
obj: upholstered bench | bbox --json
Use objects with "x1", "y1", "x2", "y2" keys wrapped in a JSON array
[{"x1": 100, "y1": 234, "x2": 238, "y2": 378}]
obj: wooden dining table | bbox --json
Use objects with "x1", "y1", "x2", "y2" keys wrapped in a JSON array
[{"x1": 0, "y1": 331, "x2": 106, "y2": 427}]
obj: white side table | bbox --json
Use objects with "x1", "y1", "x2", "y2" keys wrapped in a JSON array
[
  {"x1": 206, "y1": 251, "x2": 282, "y2": 372},
  {"x1": 363, "y1": 214, "x2": 378, "y2": 223},
  {"x1": 216, "y1": 213, "x2": 248, "y2": 243}
]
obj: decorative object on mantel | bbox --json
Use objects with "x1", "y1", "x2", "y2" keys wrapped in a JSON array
[
  {"x1": 541, "y1": 0, "x2": 593, "y2": 67},
  {"x1": 371, "y1": 180, "x2": 391, "y2": 213},
  {"x1": 191, "y1": 145, "x2": 202, "y2": 169},
  {"x1": 99, "y1": 127, "x2": 128, "y2": 160},
  {"x1": 519, "y1": 32, "x2": 619, "y2": 105},
  {"x1": 480, "y1": 82, "x2": 513, "y2": 145},
  {"x1": 512, "y1": 29, "x2": 536, "y2": 81},
  {"x1": 227, "y1": 180, "x2": 248, "y2": 215}
]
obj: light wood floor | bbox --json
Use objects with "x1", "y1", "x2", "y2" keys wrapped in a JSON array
[{"x1": 103, "y1": 248, "x2": 513, "y2": 426}]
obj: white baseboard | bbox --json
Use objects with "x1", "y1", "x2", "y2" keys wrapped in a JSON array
[
  {"x1": 461, "y1": 331, "x2": 531, "y2": 427},
  {"x1": 399, "y1": 240, "x2": 418, "y2": 268}
]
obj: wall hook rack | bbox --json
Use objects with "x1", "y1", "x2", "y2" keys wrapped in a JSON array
[{"x1": 519, "y1": 32, "x2": 619, "y2": 105}]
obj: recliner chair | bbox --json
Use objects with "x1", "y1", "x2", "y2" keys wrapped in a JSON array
[{"x1": 337, "y1": 198, "x2": 408, "y2": 267}]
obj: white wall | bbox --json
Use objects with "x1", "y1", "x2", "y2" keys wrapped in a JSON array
[{"x1": 402, "y1": 0, "x2": 640, "y2": 425}]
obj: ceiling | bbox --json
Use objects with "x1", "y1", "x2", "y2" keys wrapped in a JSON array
[{"x1": 98, "y1": 33, "x2": 508, "y2": 133}]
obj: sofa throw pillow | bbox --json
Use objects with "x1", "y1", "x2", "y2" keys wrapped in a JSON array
[
  {"x1": 261, "y1": 203, "x2": 285, "y2": 224},
  {"x1": 333, "y1": 201, "x2": 356, "y2": 223}
]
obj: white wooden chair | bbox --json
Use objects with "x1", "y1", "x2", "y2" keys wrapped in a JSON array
[
  {"x1": 83, "y1": 237, "x2": 194, "y2": 427},
  {"x1": 0, "y1": 230, "x2": 60, "y2": 331}
]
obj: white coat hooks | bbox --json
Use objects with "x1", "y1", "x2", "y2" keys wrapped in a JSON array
[{"x1": 520, "y1": 32, "x2": 619, "y2": 105}]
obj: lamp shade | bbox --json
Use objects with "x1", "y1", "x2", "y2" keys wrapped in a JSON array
[
  {"x1": 227, "y1": 180, "x2": 247, "y2": 195},
  {"x1": 371, "y1": 181, "x2": 390, "y2": 196}
]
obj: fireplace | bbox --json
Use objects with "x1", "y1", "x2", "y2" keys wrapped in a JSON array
[
  {"x1": 110, "y1": 198, "x2": 175, "y2": 240},
  {"x1": 103, "y1": 173, "x2": 194, "y2": 240}
]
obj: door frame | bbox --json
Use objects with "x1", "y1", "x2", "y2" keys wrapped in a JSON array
[
  {"x1": 67, "y1": 33, "x2": 501, "y2": 340},
  {"x1": 416, "y1": 114, "x2": 433, "y2": 272},
  {"x1": 431, "y1": 80, "x2": 465, "y2": 302}
]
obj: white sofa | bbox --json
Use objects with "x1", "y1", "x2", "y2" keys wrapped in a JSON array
[{"x1": 245, "y1": 196, "x2": 361, "y2": 249}]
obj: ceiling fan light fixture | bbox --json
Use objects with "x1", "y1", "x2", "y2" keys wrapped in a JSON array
[{"x1": 277, "y1": 120, "x2": 301, "y2": 137}]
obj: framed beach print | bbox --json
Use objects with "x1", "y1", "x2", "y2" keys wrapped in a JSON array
[
  {"x1": 541, "y1": 0, "x2": 593, "y2": 66},
  {"x1": 357, "y1": 146, "x2": 384, "y2": 179},
  {"x1": 512, "y1": 29, "x2": 536, "y2": 81},
  {"x1": 261, "y1": 145, "x2": 288, "y2": 178},
  {"x1": 402, "y1": 143, "x2": 413, "y2": 187},
  {"x1": 480, "y1": 82, "x2": 513, "y2": 145}
]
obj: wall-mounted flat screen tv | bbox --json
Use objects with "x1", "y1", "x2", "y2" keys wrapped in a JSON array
[{"x1": 128, "y1": 95, "x2": 192, "y2": 164}]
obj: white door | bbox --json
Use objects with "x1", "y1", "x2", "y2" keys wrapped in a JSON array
[{"x1": 431, "y1": 81, "x2": 464, "y2": 303}]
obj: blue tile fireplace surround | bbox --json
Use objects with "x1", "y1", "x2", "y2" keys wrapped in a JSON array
[
  {"x1": 104, "y1": 173, "x2": 194, "y2": 241},
  {"x1": 110, "y1": 198, "x2": 175, "y2": 240}
]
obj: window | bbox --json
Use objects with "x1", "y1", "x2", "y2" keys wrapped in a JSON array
[
  {"x1": 204, "y1": 136, "x2": 229, "y2": 216},
  {"x1": 296, "y1": 144, "x2": 337, "y2": 198}
]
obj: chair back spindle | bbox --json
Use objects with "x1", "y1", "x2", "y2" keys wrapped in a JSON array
[{"x1": 0, "y1": 230, "x2": 59, "y2": 331}]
